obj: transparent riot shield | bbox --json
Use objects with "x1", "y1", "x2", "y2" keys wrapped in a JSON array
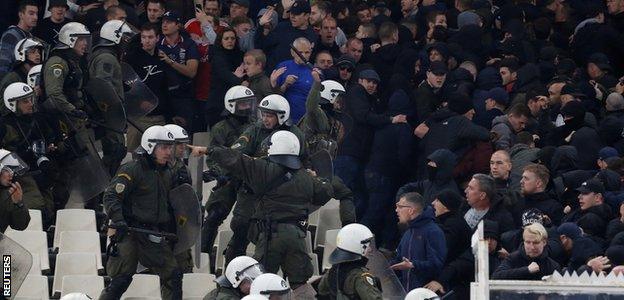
[
  {"x1": 121, "y1": 62, "x2": 159, "y2": 118},
  {"x1": 85, "y1": 77, "x2": 127, "y2": 132},
  {"x1": 365, "y1": 244, "x2": 407, "y2": 299},
  {"x1": 169, "y1": 183, "x2": 202, "y2": 254},
  {"x1": 0, "y1": 233, "x2": 33, "y2": 297},
  {"x1": 309, "y1": 149, "x2": 333, "y2": 179},
  {"x1": 66, "y1": 129, "x2": 111, "y2": 203}
]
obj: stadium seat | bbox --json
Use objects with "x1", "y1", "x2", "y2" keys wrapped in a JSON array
[
  {"x1": 58, "y1": 231, "x2": 103, "y2": 269},
  {"x1": 14, "y1": 274, "x2": 49, "y2": 300},
  {"x1": 314, "y1": 203, "x2": 341, "y2": 249},
  {"x1": 183, "y1": 273, "x2": 216, "y2": 299},
  {"x1": 305, "y1": 231, "x2": 313, "y2": 254},
  {"x1": 121, "y1": 274, "x2": 162, "y2": 299},
  {"x1": 29, "y1": 255, "x2": 41, "y2": 275},
  {"x1": 6, "y1": 209, "x2": 43, "y2": 232},
  {"x1": 53, "y1": 209, "x2": 97, "y2": 248},
  {"x1": 60, "y1": 275, "x2": 104, "y2": 299},
  {"x1": 310, "y1": 253, "x2": 320, "y2": 276},
  {"x1": 321, "y1": 229, "x2": 340, "y2": 271},
  {"x1": 52, "y1": 252, "x2": 98, "y2": 295},
  {"x1": 215, "y1": 230, "x2": 233, "y2": 273},
  {"x1": 5, "y1": 230, "x2": 50, "y2": 272},
  {"x1": 193, "y1": 252, "x2": 211, "y2": 274}
]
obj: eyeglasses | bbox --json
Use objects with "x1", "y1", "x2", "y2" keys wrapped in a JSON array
[
  {"x1": 338, "y1": 66, "x2": 353, "y2": 72},
  {"x1": 396, "y1": 204, "x2": 414, "y2": 210}
]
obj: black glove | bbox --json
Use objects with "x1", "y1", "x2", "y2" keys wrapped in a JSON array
[
  {"x1": 176, "y1": 167, "x2": 192, "y2": 185},
  {"x1": 110, "y1": 220, "x2": 128, "y2": 242},
  {"x1": 202, "y1": 169, "x2": 219, "y2": 183},
  {"x1": 69, "y1": 109, "x2": 88, "y2": 120}
]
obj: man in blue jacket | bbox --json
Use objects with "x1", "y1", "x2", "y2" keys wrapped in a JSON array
[{"x1": 390, "y1": 192, "x2": 447, "y2": 291}]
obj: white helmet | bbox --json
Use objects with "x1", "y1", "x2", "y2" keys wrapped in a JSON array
[
  {"x1": 267, "y1": 131, "x2": 301, "y2": 169},
  {"x1": 60, "y1": 293, "x2": 93, "y2": 300},
  {"x1": 250, "y1": 273, "x2": 291, "y2": 299},
  {"x1": 99, "y1": 20, "x2": 135, "y2": 46},
  {"x1": 405, "y1": 288, "x2": 440, "y2": 300},
  {"x1": 27, "y1": 64, "x2": 42, "y2": 88},
  {"x1": 225, "y1": 256, "x2": 263, "y2": 288},
  {"x1": 241, "y1": 296, "x2": 269, "y2": 300},
  {"x1": 224, "y1": 85, "x2": 256, "y2": 116},
  {"x1": 14, "y1": 38, "x2": 44, "y2": 63},
  {"x1": 258, "y1": 94, "x2": 290, "y2": 125},
  {"x1": 4, "y1": 82, "x2": 35, "y2": 113},
  {"x1": 320, "y1": 80, "x2": 345, "y2": 104},
  {"x1": 0, "y1": 149, "x2": 29, "y2": 177},
  {"x1": 329, "y1": 223, "x2": 374, "y2": 264},
  {"x1": 140, "y1": 125, "x2": 175, "y2": 155},
  {"x1": 163, "y1": 124, "x2": 189, "y2": 143},
  {"x1": 57, "y1": 22, "x2": 91, "y2": 49}
]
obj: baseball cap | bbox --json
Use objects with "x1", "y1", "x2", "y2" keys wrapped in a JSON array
[
  {"x1": 162, "y1": 11, "x2": 181, "y2": 23},
  {"x1": 335, "y1": 55, "x2": 356, "y2": 69},
  {"x1": 587, "y1": 52, "x2": 612, "y2": 72},
  {"x1": 576, "y1": 178, "x2": 605, "y2": 194},
  {"x1": 428, "y1": 61, "x2": 448, "y2": 76},
  {"x1": 560, "y1": 84, "x2": 584, "y2": 97},
  {"x1": 598, "y1": 147, "x2": 619, "y2": 160},
  {"x1": 486, "y1": 87, "x2": 509, "y2": 106},
  {"x1": 289, "y1": 0, "x2": 311, "y2": 15},
  {"x1": 231, "y1": 0, "x2": 250, "y2": 7},
  {"x1": 359, "y1": 69, "x2": 380, "y2": 82},
  {"x1": 557, "y1": 222, "x2": 582, "y2": 240}
]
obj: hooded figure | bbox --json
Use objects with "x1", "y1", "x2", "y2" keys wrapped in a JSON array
[
  {"x1": 396, "y1": 149, "x2": 460, "y2": 204},
  {"x1": 432, "y1": 189, "x2": 472, "y2": 262}
]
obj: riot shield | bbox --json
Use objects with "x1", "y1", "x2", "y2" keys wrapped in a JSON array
[
  {"x1": 169, "y1": 183, "x2": 202, "y2": 254},
  {"x1": 85, "y1": 77, "x2": 127, "y2": 132},
  {"x1": 67, "y1": 132, "x2": 111, "y2": 203},
  {"x1": 309, "y1": 150, "x2": 333, "y2": 179},
  {"x1": 0, "y1": 233, "x2": 33, "y2": 297},
  {"x1": 365, "y1": 244, "x2": 407, "y2": 299},
  {"x1": 334, "y1": 111, "x2": 353, "y2": 144},
  {"x1": 121, "y1": 62, "x2": 159, "y2": 118}
]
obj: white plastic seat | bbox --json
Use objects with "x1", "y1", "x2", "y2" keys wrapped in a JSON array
[
  {"x1": 52, "y1": 252, "x2": 98, "y2": 295},
  {"x1": 183, "y1": 273, "x2": 216, "y2": 299},
  {"x1": 193, "y1": 252, "x2": 211, "y2": 274},
  {"x1": 305, "y1": 231, "x2": 313, "y2": 254},
  {"x1": 321, "y1": 229, "x2": 340, "y2": 271},
  {"x1": 29, "y1": 255, "x2": 41, "y2": 275},
  {"x1": 58, "y1": 231, "x2": 103, "y2": 269},
  {"x1": 314, "y1": 203, "x2": 341, "y2": 249},
  {"x1": 214, "y1": 230, "x2": 233, "y2": 273},
  {"x1": 310, "y1": 253, "x2": 320, "y2": 276},
  {"x1": 5, "y1": 230, "x2": 50, "y2": 271},
  {"x1": 6, "y1": 209, "x2": 43, "y2": 232},
  {"x1": 121, "y1": 274, "x2": 162, "y2": 299},
  {"x1": 14, "y1": 274, "x2": 49, "y2": 300},
  {"x1": 54, "y1": 209, "x2": 97, "y2": 248},
  {"x1": 60, "y1": 275, "x2": 104, "y2": 299}
]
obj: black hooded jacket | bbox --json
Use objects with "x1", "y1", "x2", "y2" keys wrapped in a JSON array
[
  {"x1": 492, "y1": 246, "x2": 560, "y2": 280},
  {"x1": 524, "y1": 192, "x2": 564, "y2": 226},
  {"x1": 396, "y1": 148, "x2": 460, "y2": 204}
]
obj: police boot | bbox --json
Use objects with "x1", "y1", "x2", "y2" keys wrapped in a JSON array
[{"x1": 99, "y1": 274, "x2": 133, "y2": 300}]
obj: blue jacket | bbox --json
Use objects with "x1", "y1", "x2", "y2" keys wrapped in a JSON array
[
  {"x1": 276, "y1": 59, "x2": 313, "y2": 123},
  {"x1": 393, "y1": 206, "x2": 447, "y2": 290}
]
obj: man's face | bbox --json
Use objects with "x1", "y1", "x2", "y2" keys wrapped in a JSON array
[
  {"x1": 499, "y1": 67, "x2": 516, "y2": 85},
  {"x1": 527, "y1": 96, "x2": 547, "y2": 116},
  {"x1": 110, "y1": 10, "x2": 127, "y2": 21},
  {"x1": 261, "y1": 111, "x2": 278, "y2": 129},
  {"x1": 50, "y1": 6, "x2": 67, "y2": 22},
  {"x1": 426, "y1": 71, "x2": 446, "y2": 88},
  {"x1": 395, "y1": 197, "x2": 418, "y2": 224},
  {"x1": 508, "y1": 113, "x2": 528, "y2": 132},
  {"x1": 338, "y1": 64, "x2": 353, "y2": 81},
  {"x1": 153, "y1": 144, "x2": 173, "y2": 165},
  {"x1": 429, "y1": 49, "x2": 443, "y2": 62},
  {"x1": 20, "y1": 5, "x2": 38, "y2": 29},
  {"x1": 147, "y1": 2, "x2": 165, "y2": 23},
  {"x1": 586, "y1": 63, "x2": 603, "y2": 80},
  {"x1": 235, "y1": 22, "x2": 252, "y2": 38},
  {"x1": 315, "y1": 53, "x2": 333, "y2": 70},
  {"x1": 559, "y1": 235, "x2": 573, "y2": 252},
  {"x1": 0, "y1": 169, "x2": 13, "y2": 187},
  {"x1": 358, "y1": 78, "x2": 377, "y2": 95},
  {"x1": 357, "y1": 9, "x2": 372, "y2": 24},
  {"x1": 290, "y1": 12, "x2": 309, "y2": 29},
  {"x1": 243, "y1": 55, "x2": 262, "y2": 76},
  {"x1": 401, "y1": 0, "x2": 418, "y2": 14},
  {"x1": 230, "y1": 3, "x2": 248, "y2": 19},
  {"x1": 16, "y1": 97, "x2": 34, "y2": 115},
  {"x1": 431, "y1": 198, "x2": 449, "y2": 217},
  {"x1": 520, "y1": 171, "x2": 541, "y2": 195},
  {"x1": 523, "y1": 232, "x2": 546, "y2": 258},
  {"x1": 433, "y1": 14, "x2": 447, "y2": 28},
  {"x1": 239, "y1": 280, "x2": 251, "y2": 295},
  {"x1": 578, "y1": 192, "x2": 600, "y2": 210},
  {"x1": 465, "y1": 178, "x2": 484, "y2": 207},
  {"x1": 548, "y1": 82, "x2": 565, "y2": 105},
  {"x1": 174, "y1": 143, "x2": 187, "y2": 158},
  {"x1": 346, "y1": 42, "x2": 363, "y2": 62},
  {"x1": 486, "y1": 237, "x2": 498, "y2": 253},
  {"x1": 291, "y1": 42, "x2": 312, "y2": 64},
  {"x1": 489, "y1": 152, "x2": 511, "y2": 180},
  {"x1": 310, "y1": 5, "x2": 326, "y2": 26},
  {"x1": 73, "y1": 37, "x2": 89, "y2": 56},
  {"x1": 161, "y1": 19, "x2": 179, "y2": 36},
  {"x1": 607, "y1": 0, "x2": 624, "y2": 15},
  {"x1": 320, "y1": 19, "x2": 337, "y2": 45},
  {"x1": 141, "y1": 29, "x2": 158, "y2": 51},
  {"x1": 26, "y1": 48, "x2": 41, "y2": 64},
  {"x1": 204, "y1": 0, "x2": 220, "y2": 15}
]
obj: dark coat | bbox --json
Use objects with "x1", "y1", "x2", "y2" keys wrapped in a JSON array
[
  {"x1": 370, "y1": 44, "x2": 402, "y2": 96},
  {"x1": 397, "y1": 149, "x2": 460, "y2": 203},
  {"x1": 207, "y1": 47, "x2": 243, "y2": 113},
  {"x1": 414, "y1": 80, "x2": 445, "y2": 123},
  {"x1": 436, "y1": 212, "x2": 471, "y2": 263},
  {"x1": 421, "y1": 109, "x2": 490, "y2": 160},
  {"x1": 492, "y1": 246, "x2": 560, "y2": 280},
  {"x1": 438, "y1": 248, "x2": 501, "y2": 300},
  {"x1": 524, "y1": 192, "x2": 564, "y2": 226},
  {"x1": 460, "y1": 195, "x2": 516, "y2": 234}
]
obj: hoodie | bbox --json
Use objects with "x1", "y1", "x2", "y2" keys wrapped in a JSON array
[
  {"x1": 491, "y1": 115, "x2": 516, "y2": 150},
  {"x1": 392, "y1": 206, "x2": 447, "y2": 290},
  {"x1": 396, "y1": 149, "x2": 460, "y2": 203}
]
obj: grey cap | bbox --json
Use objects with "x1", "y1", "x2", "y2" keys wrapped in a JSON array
[{"x1": 359, "y1": 69, "x2": 380, "y2": 82}]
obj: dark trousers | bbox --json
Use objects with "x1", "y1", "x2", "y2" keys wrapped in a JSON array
[
  {"x1": 334, "y1": 155, "x2": 368, "y2": 220},
  {"x1": 361, "y1": 170, "x2": 400, "y2": 249}
]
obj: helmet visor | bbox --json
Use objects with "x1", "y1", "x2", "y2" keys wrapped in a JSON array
[
  {"x1": 27, "y1": 71, "x2": 41, "y2": 88},
  {"x1": 236, "y1": 263, "x2": 264, "y2": 284},
  {"x1": 233, "y1": 97, "x2": 256, "y2": 117},
  {"x1": 0, "y1": 152, "x2": 29, "y2": 177},
  {"x1": 261, "y1": 289, "x2": 292, "y2": 300},
  {"x1": 71, "y1": 34, "x2": 92, "y2": 54}
]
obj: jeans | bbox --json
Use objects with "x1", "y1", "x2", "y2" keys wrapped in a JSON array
[
  {"x1": 361, "y1": 170, "x2": 400, "y2": 249},
  {"x1": 334, "y1": 155, "x2": 368, "y2": 220}
]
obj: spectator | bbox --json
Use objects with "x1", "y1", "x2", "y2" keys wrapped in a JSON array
[
  {"x1": 231, "y1": 16, "x2": 254, "y2": 51},
  {"x1": 140, "y1": 0, "x2": 165, "y2": 26},
  {"x1": 84, "y1": 0, "x2": 119, "y2": 33},
  {"x1": 492, "y1": 223, "x2": 561, "y2": 280},
  {"x1": 557, "y1": 222, "x2": 604, "y2": 273},
  {"x1": 475, "y1": 87, "x2": 508, "y2": 129},
  {"x1": 0, "y1": 0, "x2": 37, "y2": 79},
  {"x1": 509, "y1": 132, "x2": 541, "y2": 184},
  {"x1": 355, "y1": 4, "x2": 373, "y2": 25},
  {"x1": 332, "y1": 54, "x2": 356, "y2": 89},
  {"x1": 243, "y1": 49, "x2": 272, "y2": 101},
  {"x1": 345, "y1": 38, "x2": 364, "y2": 64},
  {"x1": 158, "y1": 11, "x2": 199, "y2": 131},
  {"x1": 369, "y1": 21, "x2": 401, "y2": 95},
  {"x1": 599, "y1": 93, "x2": 624, "y2": 151},
  {"x1": 354, "y1": 23, "x2": 377, "y2": 63},
  {"x1": 225, "y1": 0, "x2": 249, "y2": 25},
  {"x1": 206, "y1": 28, "x2": 244, "y2": 127},
  {"x1": 313, "y1": 17, "x2": 341, "y2": 59},
  {"x1": 489, "y1": 150, "x2": 524, "y2": 226},
  {"x1": 563, "y1": 179, "x2": 614, "y2": 226},
  {"x1": 597, "y1": 147, "x2": 620, "y2": 170},
  {"x1": 313, "y1": 50, "x2": 333, "y2": 71},
  {"x1": 184, "y1": 17, "x2": 212, "y2": 125},
  {"x1": 462, "y1": 174, "x2": 515, "y2": 233},
  {"x1": 521, "y1": 164, "x2": 564, "y2": 225},
  {"x1": 491, "y1": 104, "x2": 532, "y2": 150},
  {"x1": 34, "y1": 0, "x2": 70, "y2": 46},
  {"x1": 414, "y1": 61, "x2": 448, "y2": 122},
  {"x1": 431, "y1": 189, "x2": 471, "y2": 262},
  {"x1": 607, "y1": 202, "x2": 624, "y2": 241},
  {"x1": 274, "y1": 37, "x2": 313, "y2": 123},
  {"x1": 106, "y1": 5, "x2": 128, "y2": 22},
  {"x1": 390, "y1": 192, "x2": 447, "y2": 291},
  {"x1": 397, "y1": 148, "x2": 460, "y2": 204},
  {"x1": 499, "y1": 57, "x2": 519, "y2": 94}
]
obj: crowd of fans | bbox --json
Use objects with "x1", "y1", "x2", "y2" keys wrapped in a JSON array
[{"x1": 2, "y1": 0, "x2": 624, "y2": 299}]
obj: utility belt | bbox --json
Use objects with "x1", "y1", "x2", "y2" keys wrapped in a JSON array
[
  {"x1": 253, "y1": 217, "x2": 308, "y2": 233},
  {"x1": 128, "y1": 221, "x2": 176, "y2": 244}
]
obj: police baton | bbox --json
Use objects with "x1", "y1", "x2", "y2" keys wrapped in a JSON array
[{"x1": 289, "y1": 44, "x2": 314, "y2": 70}]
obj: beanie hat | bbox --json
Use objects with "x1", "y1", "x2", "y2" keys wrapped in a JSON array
[{"x1": 434, "y1": 189, "x2": 462, "y2": 213}]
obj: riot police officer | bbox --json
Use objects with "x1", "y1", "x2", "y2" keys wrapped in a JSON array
[
  {"x1": 0, "y1": 37, "x2": 45, "y2": 114},
  {"x1": 224, "y1": 94, "x2": 306, "y2": 264},
  {"x1": 202, "y1": 85, "x2": 255, "y2": 253},
  {"x1": 190, "y1": 130, "x2": 332, "y2": 289},
  {"x1": 318, "y1": 223, "x2": 383, "y2": 300},
  {"x1": 88, "y1": 20, "x2": 134, "y2": 176},
  {"x1": 249, "y1": 273, "x2": 292, "y2": 299},
  {"x1": 0, "y1": 149, "x2": 30, "y2": 233},
  {"x1": 204, "y1": 255, "x2": 264, "y2": 299},
  {"x1": 100, "y1": 125, "x2": 182, "y2": 300}
]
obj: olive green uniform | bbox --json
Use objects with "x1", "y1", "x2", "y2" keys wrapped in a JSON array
[
  {"x1": 170, "y1": 158, "x2": 194, "y2": 273},
  {"x1": 318, "y1": 263, "x2": 383, "y2": 300},
  {"x1": 202, "y1": 285, "x2": 244, "y2": 300},
  {"x1": 208, "y1": 146, "x2": 332, "y2": 284},
  {"x1": 0, "y1": 70, "x2": 25, "y2": 117},
  {"x1": 0, "y1": 188, "x2": 31, "y2": 233},
  {"x1": 224, "y1": 123, "x2": 305, "y2": 263},
  {"x1": 100, "y1": 155, "x2": 182, "y2": 300},
  {"x1": 88, "y1": 47, "x2": 127, "y2": 176}
]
